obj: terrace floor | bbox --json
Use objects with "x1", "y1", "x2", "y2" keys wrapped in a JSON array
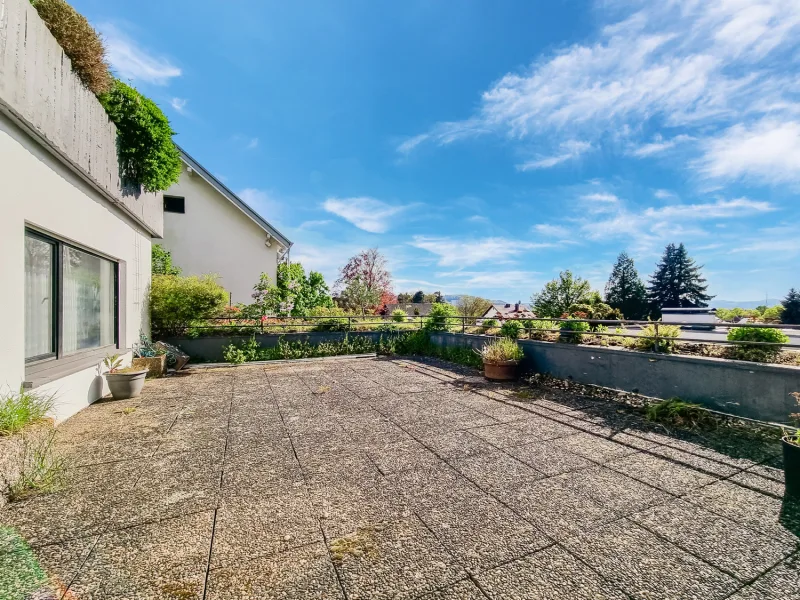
[{"x1": 2, "y1": 357, "x2": 800, "y2": 599}]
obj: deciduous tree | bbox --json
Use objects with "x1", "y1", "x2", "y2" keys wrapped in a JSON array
[
  {"x1": 336, "y1": 249, "x2": 392, "y2": 314},
  {"x1": 531, "y1": 271, "x2": 592, "y2": 318}
]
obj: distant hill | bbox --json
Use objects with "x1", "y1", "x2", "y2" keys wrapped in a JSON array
[
  {"x1": 712, "y1": 299, "x2": 782, "y2": 309},
  {"x1": 442, "y1": 295, "x2": 508, "y2": 305}
]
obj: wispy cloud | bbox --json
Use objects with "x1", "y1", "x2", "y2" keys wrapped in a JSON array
[
  {"x1": 323, "y1": 197, "x2": 407, "y2": 233},
  {"x1": 654, "y1": 189, "x2": 676, "y2": 199},
  {"x1": 246, "y1": 137, "x2": 259, "y2": 150},
  {"x1": 398, "y1": 1, "x2": 800, "y2": 185},
  {"x1": 170, "y1": 97, "x2": 188, "y2": 114},
  {"x1": 698, "y1": 119, "x2": 800, "y2": 184},
  {"x1": 410, "y1": 236, "x2": 555, "y2": 267},
  {"x1": 237, "y1": 188, "x2": 283, "y2": 222},
  {"x1": 631, "y1": 134, "x2": 693, "y2": 157},
  {"x1": 98, "y1": 23, "x2": 181, "y2": 85},
  {"x1": 298, "y1": 220, "x2": 333, "y2": 229},
  {"x1": 532, "y1": 223, "x2": 570, "y2": 238},
  {"x1": 516, "y1": 141, "x2": 591, "y2": 171}
]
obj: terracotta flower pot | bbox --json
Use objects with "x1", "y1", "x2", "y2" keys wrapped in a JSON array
[
  {"x1": 483, "y1": 360, "x2": 519, "y2": 381},
  {"x1": 783, "y1": 436, "x2": 800, "y2": 498},
  {"x1": 106, "y1": 370, "x2": 148, "y2": 400}
]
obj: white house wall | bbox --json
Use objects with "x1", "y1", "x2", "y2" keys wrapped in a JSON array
[
  {"x1": 161, "y1": 166, "x2": 280, "y2": 305},
  {"x1": 0, "y1": 113, "x2": 151, "y2": 422}
]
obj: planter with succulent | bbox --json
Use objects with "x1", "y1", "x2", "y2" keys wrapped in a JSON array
[
  {"x1": 783, "y1": 392, "x2": 800, "y2": 498},
  {"x1": 478, "y1": 337, "x2": 524, "y2": 381},
  {"x1": 103, "y1": 354, "x2": 148, "y2": 400}
]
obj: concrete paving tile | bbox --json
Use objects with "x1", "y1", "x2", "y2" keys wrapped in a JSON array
[
  {"x1": 649, "y1": 443, "x2": 741, "y2": 477},
  {"x1": 67, "y1": 511, "x2": 213, "y2": 600},
  {"x1": 727, "y1": 554, "x2": 800, "y2": 599},
  {"x1": 450, "y1": 449, "x2": 546, "y2": 498},
  {"x1": 332, "y1": 516, "x2": 466, "y2": 600},
  {"x1": 386, "y1": 462, "x2": 484, "y2": 510},
  {"x1": 31, "y1": 535, "x2": 99, "y2": 597},
  {"x1": 630, "y1": 498, "x2": 793, "y2": 581},
  {"x1": 683, "y1": 481, "x2": 800, "y2": 546},
  {"x1": 56, "y1": 431, "x2": 163, "y2": 466},
  {"x1": 206, "y1": 542, "x2": 344, "y2": 600},
  {"x1": 366, "y1": 438, "x2": 441, "y2": 475},
  {"x1": 416, "y1": 430, "x2": 497, "y2": 461},
  {"x1": 605, "y1": 452, "x2": 718, "y2": 495},
  {"x1": 417, "y1": 578, "x2": 486, "y2": 599},
  {"x1": 729, "y1": 470, "x2": 785, "y2": 496},
  {"x1": 477, "y1": 544, "x2": 629, "y2": 600},
  {"x1": 502, "y1": 475, "x2": 618, "y2": 541},
  {"x1": 556, "y1": 432, "x2": 640, "y2": 464},
  {"x1": 561, "y1": 519, "x2": 739, "y2": 600},
  {"x1": 212, "y1": 491, "x2": 323, "y2": 569},
  {"x1": 469, "y1": 423, "x2": 540, "y2": 449},
  {"x1": 564, "y1": 466, "x2": 672, "y2": 516},
  {"x1": 416, "y1": 493, "x2": 551, "y2": 572},
  {"x1": 505, "y1": 438, "x2": 595, "y2": 476}
]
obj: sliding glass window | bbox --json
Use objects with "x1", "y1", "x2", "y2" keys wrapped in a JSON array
[{"x1": 24, "y1": 229, "x2": 118, "y2": 363}]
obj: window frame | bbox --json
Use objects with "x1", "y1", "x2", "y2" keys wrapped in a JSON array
[
  {"x1": 24, "y1": 228, "x2": 120, "y2": 370},
  {"x1": 163, "y1": 195, "x2": 185, "y2": 214}
]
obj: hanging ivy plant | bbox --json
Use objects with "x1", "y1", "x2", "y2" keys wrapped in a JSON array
[{"x1": 99, "y1": 80, "x2": 182, "y2": 193}]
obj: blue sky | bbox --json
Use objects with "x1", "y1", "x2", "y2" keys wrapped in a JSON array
[{"x1": 76, "y1": 0, "x2": 799, "y2": 302}]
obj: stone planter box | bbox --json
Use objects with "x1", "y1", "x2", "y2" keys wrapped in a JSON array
[{"x1": 132, "y1": 355, "x2": 166, "y2": 378}]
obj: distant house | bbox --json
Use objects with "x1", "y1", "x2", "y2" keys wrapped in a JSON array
[
  {"x1": 385, "y1": 303, "x2": 435, "y2": 317},
  {"x1": 480, "y1": 302, "x2": 535, "y2": 321},
  {"x1": 159, "y1": 147, "x2": 292, "y2": 304}
]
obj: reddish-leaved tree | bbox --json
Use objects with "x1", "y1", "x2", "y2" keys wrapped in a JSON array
[{"x1": 336, "y1": 248, "x2": 393, "y2": 313}]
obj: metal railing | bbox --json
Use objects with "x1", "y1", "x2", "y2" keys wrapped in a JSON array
[{"x1": 168, "y1": 314, "x2": 800, "y2": 352}]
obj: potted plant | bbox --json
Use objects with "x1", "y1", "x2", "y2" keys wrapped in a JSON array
[
  {"x1": 783, "y1": 392, "x2": 800, "y2": 498},
  {"x1": 131, "y1": 336, "x2": 168, "y2": 378},
  {"x1": 103, "y1": 354, "x2": 148, "y2": 400},
  {"x1": 478, "y1": 337, "x2": 524, "y2": 381}
]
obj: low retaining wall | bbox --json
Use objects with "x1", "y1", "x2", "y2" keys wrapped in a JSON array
[
  {"x1": 165, "y1": 331, "x2": 389, "y2": 363},
  {"x1": 430, "y1": 333, "x2": 800, "y2": 423}
]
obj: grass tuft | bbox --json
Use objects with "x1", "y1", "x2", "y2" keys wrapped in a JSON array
[
  {"x1": 4, "y1": 429, "x2": 67, "y2": 502},
  {"x1": 0, "y1": 387, "x2": 55, "y2": 436},
  {"x1": 645, "y1": 397, "x2": 715, "y2": 429},
  {"x1": 329, "y1": 525, "x2": 382, "y2": 563}
]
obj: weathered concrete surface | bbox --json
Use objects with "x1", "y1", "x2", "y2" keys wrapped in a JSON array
[
  {"x1": 431, "y1": 333, "x2": 800, "y2": 423},
  {"x1": 167, "y1": 330, "x2": 394, "y2": 362},
  {"x1": 1, "y1": 358, "x2": 798, "y2": 599},
  {"x1": 0, "y1": 0, "x2": 163, "y2": 236}
]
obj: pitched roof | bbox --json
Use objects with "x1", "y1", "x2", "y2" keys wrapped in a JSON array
[
  {"x1": 177, "y1": 145, "x2": 292, "y2": 249},
  {"x1": 483, "y1": 303, "x2": 536, "y2": 319}
]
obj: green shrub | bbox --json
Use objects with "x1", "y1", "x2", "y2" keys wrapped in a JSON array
[
  {"x1": 482, "y1": 318, "x2": 498, "y2": 328},
  {"x1": 762, "y1": 305, "x2": 784, "y2": 323},
  {"x1": 479, "y1": 337, "x2": 524, "y2": 362},
  {"x1": 499, "y1": 320, "x2": 524, "y2": 339},
  {"x1": 150, "y1": 274, "x2": 229, "y2": 336},
  {"x1": 624, "y1": 323, "x2": 681, "y2": 352},
  {"x1": 524, "y1": 319, "x2": 559, "y2": 340},
  {"x1": 0, "y1": 388, "x2": 55, "y2": 435},
  {"x1": 645, "y1": 398, "x2": 715, "y2": 429},
  {"x1": 151, "y1": 244, "x2": 181, "y2": 275},
  {"x1": 308, "y1": 306, "x2": 349, "y2": 331},
  {"x1": 424, "y1": 303, "x2": 459, "y2": 332},
  {"x1": 32, "y1": 0, "x2": 113, "y2": 95},
  {"x1": 727, "y1": 326, "x2": 788, "y2": 362},
  {"x1": 99, "y1": 80, "x2": 182, "y2": 192},
  {"x1": 391, "y1": 309, "x2": 407, "y2": 323},
  {"x1": 558, "y1": 319, "x2": 590, "y2": 343}
]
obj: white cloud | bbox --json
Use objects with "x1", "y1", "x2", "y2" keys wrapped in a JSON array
[
  {"x1": 580, "y1": 192, "x2": 619, "y2": 204},
  {"x1": 654, "y1": 189, "x2": 676, "y2": 199},
  {"x1": 246, "y1": 138, "x2": 259, "y2": 150},
  {"x1": 631, "y1": 134, "x2": 693, "y2": 157},
  {"x1": 698, "y1": 119, "x2": 800, "y2": 184},
  {"x1": 323, "y1": 197, "x2": 406, "y2": 233},
  {"x1": 98, "y1": 23, "x2": 181, "y2": 85},
  {"x1": 644, "y1": 197, "x2": 775, "y2": 220},
  {"x1": 237, "y1": 188, "x2": 283, "y2": 221},
  {"x1": 532, "y1": 223, "x2": 570, "y2": 238},
  {"x1": 170, "y1": 98, "x2": 188, "y2": 114},
  {"x1": 517, "y1": 141, "x2": 592, "y2": 171},
  {"x1": 298, "y1": 220, "x2": 333, "y2": 229},
  {"x1": 466, "y1": 215, "x2": 490, "y2": 224},
  {"x1": 410, "y1": 236, "x2": 554, "y2": 267},
  {"x1": 399, "y1": 1, "x2": 800, "y2": 184}
]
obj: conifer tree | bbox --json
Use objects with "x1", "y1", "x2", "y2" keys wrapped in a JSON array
[
  {"x1": 782, "y1": 288, "x2": 800, "y2": 325},
  {"x1": 647, "y1": 243, "x2": 713, "y2": 314},
  {"x1": 604, "y1": 252, "x2": 648, "y2": 319}
]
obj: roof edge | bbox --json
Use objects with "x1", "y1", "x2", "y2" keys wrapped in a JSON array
[{"x1": 176, "y1": 145, "x2": 292, "y2": 249}]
